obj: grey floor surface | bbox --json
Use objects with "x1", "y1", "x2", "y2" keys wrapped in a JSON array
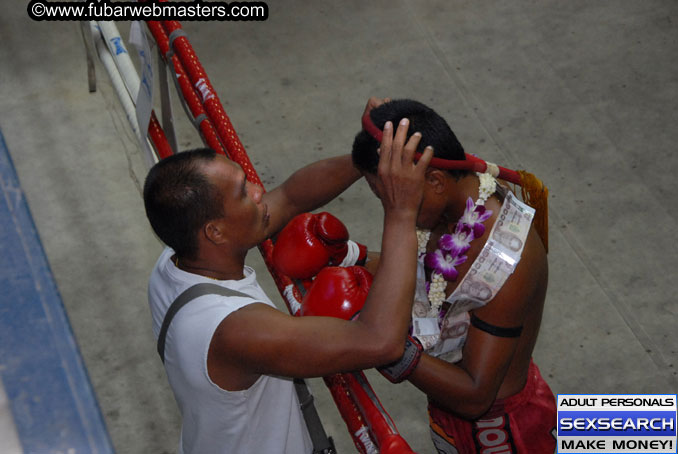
[{"x1": 1, "y1": 1, "x2": 677, "y2": 452}]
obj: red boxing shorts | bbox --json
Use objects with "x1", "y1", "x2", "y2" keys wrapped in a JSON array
[{"x1": 428, "y1": 361, "x2": 556, "y2": 454}]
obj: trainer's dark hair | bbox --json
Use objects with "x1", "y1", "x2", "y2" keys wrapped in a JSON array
[
  {"x1": 143, "y1": 148, "x2": 224, "y2": 260},
  {"x1": 352, "y1": 99, "x2": 468, "y2": 179}
]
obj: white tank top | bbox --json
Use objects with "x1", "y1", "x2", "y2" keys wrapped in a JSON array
[{"x1": 148, "y1": 247, "x2": 312, "y2": 454}]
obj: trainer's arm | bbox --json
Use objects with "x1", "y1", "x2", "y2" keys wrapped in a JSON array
[
  {"x1": 262, "y1": 97, "x2": 389, "y2": 235},
  {"x1": 217, "y1": 200, "x2": 419, "y2": 381},
  {"x1": 262, "y1": 154, "x2": 361, "y2": 236}
]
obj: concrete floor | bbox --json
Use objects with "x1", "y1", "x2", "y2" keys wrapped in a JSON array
[{"x1": 1, "y1": 0, "x2": 677, "y2": 452}]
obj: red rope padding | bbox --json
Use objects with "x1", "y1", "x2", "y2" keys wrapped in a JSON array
[
  {"x1": 344, "y1": 373, "x2": 416, "y2": 454},
  {"x1": 144, "y1": 14, "x2": 414, "y2": 452},
  {"x1": 362, "y1": 111, "x2": 522, "y2": 185},
  {"x1": 324, "y1": 375, "x2": 377, "y2": 454},
  {"x1": 148, "y1": 111, "x2": 174, "y2": 159},
  {"x1": 162, "y1": 20, "x2": 259, "y2": 184},
  {"x1": 147, "y1": 21, "x2": 226, "y2": 157}
]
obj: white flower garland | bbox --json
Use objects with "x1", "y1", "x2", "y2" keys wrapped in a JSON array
[
  {"x1": 416, "y1": 172, "x2": 497, "y2": 317},
  {"x1": 477, "y1": 172, "x2": 497, "y2": 205},
  {"x1": 416, "y1": 229, "x2": 431, "y2": 257}
]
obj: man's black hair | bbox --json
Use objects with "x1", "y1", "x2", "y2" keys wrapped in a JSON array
[
  {"x1": 143, "y1": 148, "x2": 224, "y2": 260},
  {"x1": 352, "y1": 99, "x2": 468, "y2": 179}
]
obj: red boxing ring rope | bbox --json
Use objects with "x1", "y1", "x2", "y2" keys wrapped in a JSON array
[
  {"x1": 148, "y1": 22, "x2": 226, "y2": 157},
  {"x1": 148, "y1": 111, "x2": 174, "y2": 160},
  {"x1": 142, "y1": 15, "x2": 415, "y2": 454}
]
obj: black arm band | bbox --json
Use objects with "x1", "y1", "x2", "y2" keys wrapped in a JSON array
[{"x1": 470, "y1": 313, "x2": 523, "y2": 338}]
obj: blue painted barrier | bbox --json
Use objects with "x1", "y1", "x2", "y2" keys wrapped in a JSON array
[{"x1": 0, "y1": 128, "x2": 115, "y2": 454}]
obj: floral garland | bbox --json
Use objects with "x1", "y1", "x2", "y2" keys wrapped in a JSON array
[{"x1": 416, "y1": 172, "x2": 497, "y2": 317}]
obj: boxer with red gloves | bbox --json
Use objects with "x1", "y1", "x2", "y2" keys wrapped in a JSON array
[
  {"x1": 273, "y1": 211, "x2": 368, "y2": 280},
  {"x1": 353, "y1": 99, "x2": 556, "y2": 454}
]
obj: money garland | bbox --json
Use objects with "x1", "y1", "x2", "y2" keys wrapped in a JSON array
[{"x1": 417, "y1": 173, "x2": 497, "y2": 317}]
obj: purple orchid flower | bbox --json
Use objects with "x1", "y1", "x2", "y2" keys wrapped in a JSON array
[
  {"x1": 424, "y1": 249, "x2": 468, "y2": 281},
  {"x1": 459, "y1": 197, "x2": 493, "y2": 237},
  {"x1": 438, "y1": 224, "x2": 474, "y2": 258}
]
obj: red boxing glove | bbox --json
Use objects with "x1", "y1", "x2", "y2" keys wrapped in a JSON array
[
  {"x1": 273, "y1": 212, "x2": 368, "y2": 280},
  {"x1": 300, "y1": 266, "x2": 373, "y2": 320}
]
